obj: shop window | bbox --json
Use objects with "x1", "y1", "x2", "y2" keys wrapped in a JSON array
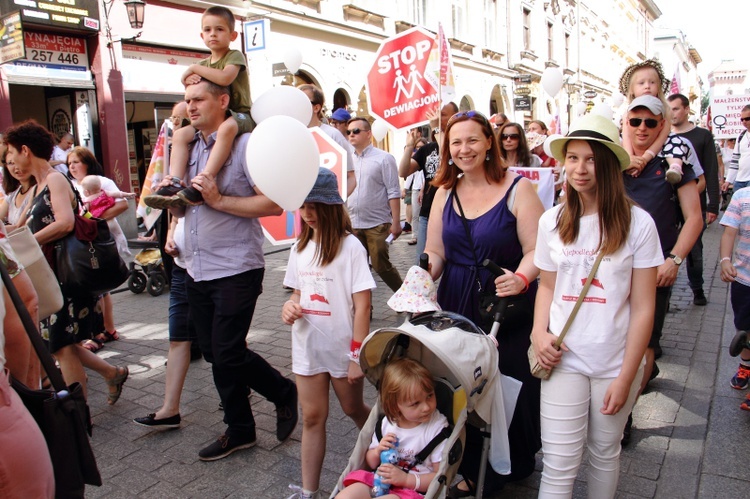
[{"x1": 523, "y1": 8, "x2": 531, "y2": 50}]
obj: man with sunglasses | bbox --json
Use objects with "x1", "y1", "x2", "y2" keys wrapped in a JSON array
[
  {"x1": 346, "y1": 117, "x2": 403, "y2": 292},
  {"x1": 724, "y1": 104, "x2": 750, "y2": 194},
  {"x1": 621, "y1": 94, "x2": 703, "y2": 444},
  {"x1": 668, "y1": 93, "x2": 721, "y2": 307}
]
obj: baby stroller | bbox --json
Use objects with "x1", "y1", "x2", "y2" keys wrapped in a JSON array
[
  {"x1": 331, "y1": 268, "x2": 519, "y2": 498},
  {"x1": 128, "y1": 246, "x2": 168, "y2": 296}
]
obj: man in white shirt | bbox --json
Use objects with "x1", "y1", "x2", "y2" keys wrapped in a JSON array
[
  {"x1": 49, "y1": 133, "x2": 74, "y2": 174},
  {"x1": 724, "y1": 104, "x2": 750, "y2": 192}
]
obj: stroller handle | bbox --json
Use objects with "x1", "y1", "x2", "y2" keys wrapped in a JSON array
[
  {"x1": 481, "y1": 259, "x2": 509, "y2": 338},
  {"x1": 419, "y1": 252, "x2": 429, "y2": 271}
]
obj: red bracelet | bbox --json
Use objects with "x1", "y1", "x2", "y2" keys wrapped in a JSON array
[
  {"x1": 350, "y1": 340, "x2": 362, "y2": 351},
  {"x1": 515, "y1": 272, "x2": 529, "y2": 293}
]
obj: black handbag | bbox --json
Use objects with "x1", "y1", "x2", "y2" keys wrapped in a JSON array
[
  {"x1": 54, "y1": 183, "x2": 128, "y2": 296},
  {"x1": 0, "y1": 259, "x2": 102, "y2": 498}
]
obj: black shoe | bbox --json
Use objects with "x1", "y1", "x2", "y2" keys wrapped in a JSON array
[
  {"x1": 176, "y1": 185, "x2": 204, "y2": 205},
  {"x1": 133, "y1": 413, "x2": 181, "y2": 429},
  {"x1": 198, "y1": 431, "x2": 256, "y2": 461},
  {"x1": 143, "y1": 181, "x2": 184, "y2": 209},
  {"x1": 403, "y1": 222, "x2": 412, "y2": 233},
  {"x1": 447, "y1": 480, "x2": 476, "y2": 499},
  {"x1": 276, "y1": 383, "x2": 299, "y2": 442},
  {"x1": 649, "y1": 361, "x2": 660, "y2": 381},
  {"x1": 621, "y1": 413, "x2": 633, "y2": 447},
  {"x1": 693, "y1": 290, "x2": 708, "y2": 306},
  {"x1": 653, "y1": 344, "x2": 663, "y2": 359}
]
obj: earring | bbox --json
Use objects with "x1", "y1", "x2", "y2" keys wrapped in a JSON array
[
  {"x1": 448, "y1": 158, "x2": 454, "y2": 166},
  {"x1": 486, "y1": 153, "x2": 490, "y2": 162}
]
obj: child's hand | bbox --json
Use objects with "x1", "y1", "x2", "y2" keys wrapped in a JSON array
[
  {"x1": 376, "y1": 433, "x2": 398, "y2": 453},
  {"x1": 281, "y1": 299, "x2": 302, "y2": 325},
  {"x1": 626, "y1": 154, "x2": 647, "y2": 177},
  {"x1": 347, "y1": 361, "x2": 364, "y2": 384},
  {"x1": 123, "y1": 192, "x2": 136, "y2": 199},
  {"x1": 376, "y1": 464, "x2": 410, "y2": 487},
  {"x1": 720, "y1": 259, "x2": 737, "y2": 283}
]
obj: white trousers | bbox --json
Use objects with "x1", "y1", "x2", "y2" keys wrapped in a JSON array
[{"x1": 538, "y1": 367, "x2": 642, "y2": 499}]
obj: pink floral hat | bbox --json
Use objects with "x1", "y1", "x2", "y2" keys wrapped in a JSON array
[{"x1": 387, "y1": 266, "x2": 442, "y2": 313}]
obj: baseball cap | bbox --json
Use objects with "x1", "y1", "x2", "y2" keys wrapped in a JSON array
[
  {"x1": 627, "y1": 95, "x2": 664, "y2": 116},
  {"x1": 330, "y1": 108, "x2": 352, "y2": 122}
]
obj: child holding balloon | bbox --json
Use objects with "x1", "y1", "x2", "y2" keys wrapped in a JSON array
[{"x1": 282, "y1": 168, "x2": 375, "y2": 499}]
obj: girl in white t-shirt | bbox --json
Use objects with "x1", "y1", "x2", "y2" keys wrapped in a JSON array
[
  {"x1": 532, "y1": 115, "x2": 663, "y2": 498},
  {"x1": 282, "y1": 168, "x2": 375, "y2": 499},
  {"x1": 337, "y1": 358, "x2": 448, "y2": 499}
]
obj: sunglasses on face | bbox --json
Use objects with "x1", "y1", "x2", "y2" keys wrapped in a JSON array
[
  {"x1": 346, "y1": 128, "x2": 367, "y2": 136},
  {"x1": 740, "y1": 117, "x2": 750, "y2": 122},
  {"x1": 501, "y1": 133, "x2": 521, "y2": 140},
  {"x1": 628, "y1": 118, "x2": 659, "y2": 129}
]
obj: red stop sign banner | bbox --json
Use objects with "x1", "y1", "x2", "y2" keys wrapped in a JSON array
[
  {"x1": 367, "y1": 27, "x2": 439, "y2": 131},
  {"x1": 259, "y1": 127, "x2": 347, "y2": 245}
]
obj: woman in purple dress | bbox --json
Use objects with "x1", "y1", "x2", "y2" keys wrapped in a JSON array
[{"x1": 424, "y1": 111, "x2": 544, "y2": 497}]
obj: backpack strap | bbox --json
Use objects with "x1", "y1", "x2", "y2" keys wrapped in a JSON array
[
  {"x1": 409, "y1": 425, "x2": 453, "y2": 470},
  {"x1": 375, "y1": 414, "x2": 385, "y2": 443}
]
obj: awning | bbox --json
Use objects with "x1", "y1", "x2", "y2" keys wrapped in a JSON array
[{"x1": 2, "y1": 63, "x2": 94, "y2": 89}]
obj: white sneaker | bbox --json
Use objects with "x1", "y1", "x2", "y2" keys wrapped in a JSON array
[{"x1": 286, "y1": 484, "x2": 319, "y2": 499}]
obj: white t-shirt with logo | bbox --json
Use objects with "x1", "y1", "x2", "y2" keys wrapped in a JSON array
[
  {"x1": 534, "y1": 205, "x2": 663, "y2": 377},
  {"x1": 284, "y1": 234, "x2": 375, "y2": 377}
]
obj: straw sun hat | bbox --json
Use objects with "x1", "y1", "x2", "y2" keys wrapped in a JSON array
[{"x1": 548, "y1": 114, "x2": 631, "y2": 170}]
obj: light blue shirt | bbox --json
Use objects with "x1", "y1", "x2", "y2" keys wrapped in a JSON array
[
  {"x1": 347, "y1": 145, "x2": 400, "y2": 229},
  {"x1": 183, "y1": 132, "x2": 265, "y2": 282}
]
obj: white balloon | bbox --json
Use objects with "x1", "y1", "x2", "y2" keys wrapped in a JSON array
[
  {"x1": 544, "y1": 133, "x2": 563, "y2": 158},
  {"x1": 541, "y1": 67, "x2": 564, "y2": 97},
  {"x1": 251, "y1": 86, "x2": 313, "y2": 126},
  {"x1": 559, "y1": 122, "x2": 569, "y2": 135},
  {"x1": 246, "y1": 116, "x2": 319, "y2": 212},
  {"x1": 575, "y1": 102, "x2": 588, "y2": 116},
  {"x1": 591, "y1": 102, "x2": 613, "y2": 121},
  {"x1": 283, "y1": 48, "x2": 303, "y2": 73},
  {"x1": 612, "y1": 93, "x2": 625, "y2": 107},
  {"x1": 371, "y1": 119, "x2": 389, "y2": 142}
]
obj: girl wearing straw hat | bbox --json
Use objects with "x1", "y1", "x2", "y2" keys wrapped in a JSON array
[{"x1": 532, "y1": 114, "x2": 663, "y2": 498}]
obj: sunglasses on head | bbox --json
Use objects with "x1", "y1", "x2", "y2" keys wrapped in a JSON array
[
  {"x1": 740, "y1": 117, "x2": 750, "y2": 122},
  {"x1": 447, "y1": 110, "x2": 489, "y2": 126},
  {"x1": 501, "y1": 133, "x2": 521, "y2": 140},
  {"x1": 346, "y1": 128, "x2": 367, "y2": 136},
  {"x1": 628, "y1": 118, "x2": 660, "y2": 129}
]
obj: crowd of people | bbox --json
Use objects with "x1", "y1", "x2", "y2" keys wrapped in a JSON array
[{"x1": 0, "y1": 5, "x2": 748, "y2": 498}]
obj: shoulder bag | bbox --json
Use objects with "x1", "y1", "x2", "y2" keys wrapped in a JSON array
[
  {"x1": 0, "y1": 259, "x2": 102, "y2": 498},
  {"x1": 7, "y1": 225, "x2": 64, "y2": 320},
  {"x1": 54, "y1": 180, "x2": 129, "y2": 296},
  {"x1": 528, "y1": 252, "x2": 605, "y2": 380}
]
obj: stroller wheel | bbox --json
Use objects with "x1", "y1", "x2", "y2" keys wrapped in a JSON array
[
  {"x1": 147, "y1": 273, "x2": 167, "y2": 297},
  {"x1": 128, "y1": 272, "x2": 147, "y2": 294}
]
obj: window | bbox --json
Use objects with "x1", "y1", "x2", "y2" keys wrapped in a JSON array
[
  {"x1": 547, "y1": 22, "x2": 554, "y2": 60},
  {"x1": 452, "y1": 0, "x2": 467, "y2": 40},
  {"x1": 523, "y1": 8, "x2": 531, "y2": 50},
  {"x1": 565, "y1": 33, "x2": 570, "y2": 67},
  {"x1": 484, "y1": 0, "x2": 497, "y2": 48}
]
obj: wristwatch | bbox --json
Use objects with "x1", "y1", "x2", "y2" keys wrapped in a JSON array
[{"x1": 668, "y1": 253, "x2": 683, "y2": 266}]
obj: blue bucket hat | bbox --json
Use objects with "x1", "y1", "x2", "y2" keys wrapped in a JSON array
[{"x1": 305, "y1": 168, "x2": 344, "y2": 205}]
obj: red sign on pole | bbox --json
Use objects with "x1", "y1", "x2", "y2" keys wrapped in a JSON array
[
  {"x1": 367, "y1": 27, "x2": 439, "y2": 131},
  {"x1": 260, "y1": 127, "x2": 346, "y2": 245}
]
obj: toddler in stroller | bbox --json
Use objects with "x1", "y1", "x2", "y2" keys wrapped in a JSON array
[{"x1": 336, "y1": 357, "x2": 450, "y2": 499}]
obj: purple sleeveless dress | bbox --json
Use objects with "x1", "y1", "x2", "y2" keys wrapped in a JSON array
[{"x1": 437, "y1": 175, "x2": 541, "y2": 488}]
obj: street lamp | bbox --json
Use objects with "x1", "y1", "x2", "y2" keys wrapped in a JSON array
[{"x1": 123, "y1": 0, "x2": 146, "y2": 29}]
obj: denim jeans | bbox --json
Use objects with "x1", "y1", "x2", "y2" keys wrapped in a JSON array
[
  {"x1": 187, "y1": 269, "x2": 294, "y2": 437},
  {"x1": 168, "y1": 265, "x2": 195, "y2": 342}
]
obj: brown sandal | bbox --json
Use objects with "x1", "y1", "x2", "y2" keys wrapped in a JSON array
[
  {"x1": 106, "y1": 366, "x2": 129, "y2": 405},
  {"x1": 94, "y1": 330, "x2": 120, "y2": 344}
]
